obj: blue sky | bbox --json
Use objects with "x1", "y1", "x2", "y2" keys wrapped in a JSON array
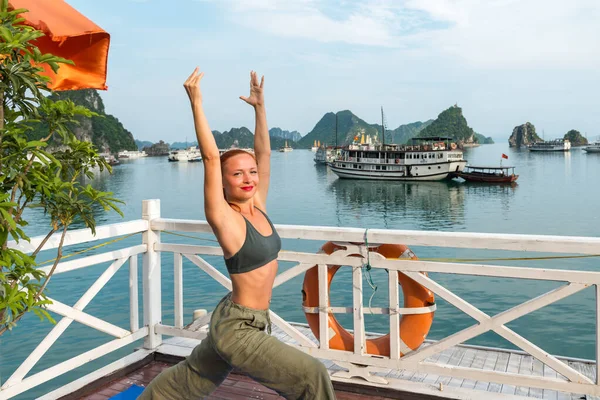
[{"x1": 68, "y1": 0, "x2": 600, "y2": 143}]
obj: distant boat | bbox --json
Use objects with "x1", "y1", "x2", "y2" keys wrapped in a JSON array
[
  {"x1": 218, "y1": 140, "x2": 253, "y2": 156},
  {"x1": 314, "y1": 146, "x2": 342, "y2": 164},
  {"x1": 452, "y1": 166, "x2": 518, "y2": 183},
  {"x1": 99, "y1": 153, "x2": 120, "y2": 166},
  {"x1": 117, "y1": 150, "x2": 147, "y2": 159},
  {"x1": 528, "y1": 139, "x2": 571, "y2": 152},
  {"x1": 328, "y1": 108, "x2": 467, "y2": 181},
  {"x1": 311, "y1": 140, "x2": 318, "y2": 152},
  {"x1": 279, "y1": 141, "x2": 293, "y2": 152},
  {"x1": 582, "y1": 141, "x2": 600, "y2": 153},
  {"x1": 168, "y1": 146, "x2": 201, "y2": 162}
]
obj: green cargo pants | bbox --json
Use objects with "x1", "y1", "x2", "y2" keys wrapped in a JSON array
[{"x1": 139, "y1": 293, "x2": 336, "y2": 399}]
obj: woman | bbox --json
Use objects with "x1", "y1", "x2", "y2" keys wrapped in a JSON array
[{"x1": 139, "y1": 69, "x2": 336, "y2": 399}]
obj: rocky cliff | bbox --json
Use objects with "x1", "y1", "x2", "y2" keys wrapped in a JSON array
[
  {"x1": 28, "y1": 90, "x2": 137, "y2": 153},
  {"x1": 269, "y1": 127, "x2": 302, "y2": 142},
  {"x1": 143, "y1": 140, "x2": 170, "y2": 156},
  {"x1": 418, "y1": 105, "x2": 477, "y2": 144},
  {"x1": 564, "y1": 130, "x2": 588, "y2": 146},
  {"x1": 508, "y1": 122, "x2": 542, "y2": 147}
]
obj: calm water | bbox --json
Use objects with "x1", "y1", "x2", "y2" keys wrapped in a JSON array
[{"x1": 2, "y1": 143, "x2": 600, "y2": 398}]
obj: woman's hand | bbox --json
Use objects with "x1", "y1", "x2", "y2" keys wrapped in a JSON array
[
  {"x1": 239, "y1": 70, "x2": 264, "y2": 107},
  {"x1": 184, "y1": 67, "x2": 204, "y2": 106}
]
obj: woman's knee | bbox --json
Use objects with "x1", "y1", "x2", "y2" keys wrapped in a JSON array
[{"x1": 309, "y1": 358, "x2": 329, "y2": 380}]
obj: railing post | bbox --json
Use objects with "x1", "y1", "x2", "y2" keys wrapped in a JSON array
[{"x1": 142, "y1": 199, "x2": 162, "y2": 349}]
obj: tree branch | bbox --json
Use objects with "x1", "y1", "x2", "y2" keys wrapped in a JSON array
[
  {"x1": 0, "y1": 224, "x2": 68, "y2": 335},
  {"x1": 31, "y1": 227, "x2": 59, "y2": 257},
  {"x1": 35, "y1": 224, "x2": 68, "y2": 298}
]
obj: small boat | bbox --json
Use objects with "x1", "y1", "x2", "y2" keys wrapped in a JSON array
[
  {"x1": 528, "y1": 139, "x2": 571, "y2": 152},
  {"x1": 99, "y1": 153, "x2": 120, "y2": 166},
  {"x1": 582, "y1": 141, "x2": 600, "y2": 153},
  {"x1": 279, "y1": 140, "x2": 293, "y2": 152},
  {"x1": 452, "y1": 166, "x2": 518, "y2": 183},
  {"x1": 188, "y1": 155, "x2": 203, "y2": 162}
]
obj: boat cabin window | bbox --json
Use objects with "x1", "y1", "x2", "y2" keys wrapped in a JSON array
[
  {"x1": 438, "y1": 153, "x2": 443, "y2": 159},
  {"x1": 376, "y1": 165, "x2": 381, "y2": 170},
  {"x1": 382, "y1": 166, "x2": 387, "y2": 170}
]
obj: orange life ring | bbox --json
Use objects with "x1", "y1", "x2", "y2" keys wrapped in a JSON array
[
  {"x1": 450, "y1": 143, "x2": 457, "y2": 150},
  {"x1": 302, "y1": 241, "x2": 435, "y2": 357}
]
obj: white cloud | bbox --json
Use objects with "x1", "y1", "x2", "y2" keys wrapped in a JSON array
[{"x1": 214, "y1": 0, "x2": 600, "y2": 69}]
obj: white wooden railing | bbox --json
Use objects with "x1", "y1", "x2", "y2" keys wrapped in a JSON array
[
  {"x1": 0, "y1": 215, "x2": 150, "y2": 399},
  {"x1": 2, "y1": 198, "x2": 600, "y2": 399}
]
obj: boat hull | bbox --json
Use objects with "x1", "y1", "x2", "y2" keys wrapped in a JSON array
[
  {"x1": 528, "y1": 148, "x2": 570, "y2": 152},
  {"x1": 455, "y1": 172, "x2": 518, "y2": 183},
  {"x1": 583, "y1": 147, "x2": 600, "y2": 153},
  {"x1": 329, "y1": 161, "x2": 467, "y2": 181}
]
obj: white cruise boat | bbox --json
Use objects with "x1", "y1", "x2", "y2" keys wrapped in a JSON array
[
  {"x1": 117, "y1": 150, "x2": 147, "y2": 159},
  {"x1": 328, "y1": 136, "x2": 467, "y2": 181},
  {"x1": 278, "y1": 140, "x2": 293, "y2": 152},
  {"x1": 168, "y1": 146, "x2": 202, "y2": 162},
  {"x1": 314, "y1": 146, "x2": 342, "y2": 164},
  {"x1": 528, "y1": 139, "x2": 571, "y2": 152},
  {"x1": 582, "y1": 141, "x2": 600, "y2": 153}
]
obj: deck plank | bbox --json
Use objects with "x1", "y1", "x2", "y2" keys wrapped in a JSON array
[
  {"x1": 461, "y1": 349, "x2": 487, "y2": 390},
  {"x1": 488, "y1": 351, "x2": 510, "y2": 393},
  {"x1": 474, "y1": 349, "x2": 500, "y2": 392},
  {"x1": 529, "y1": 358, "x2": 545, "y2": 398},
  {"x1": 500, "y1": 352, "x2": 522, "y2": 395},
  {"x1": 447, "y1": 348, "x2": 476, "y2": 388},
  {"x1": 409, "y1": 345, "x2": 445, "y2": 384},
  {"x1": 542, "y1": 362, "x2": 559, "y2": 400},
  {"x1": 515, "y1": 355, "x2": 534, "y2": 397}
]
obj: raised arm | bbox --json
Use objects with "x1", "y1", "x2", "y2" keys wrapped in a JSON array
[
  {"x1": 240, "y1": 71, "x2": 270, "y2": 208},
  {"x1": 183, "y1": 68, "x2": 229, "y2": 227}
]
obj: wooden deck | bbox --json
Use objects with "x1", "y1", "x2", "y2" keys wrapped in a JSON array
[
  {"x1": 75, "y1": 360, "x2": 403, "y2": 400},
  {"x1": 56, "y1": 320, "x2": 598, "y2": 400}
]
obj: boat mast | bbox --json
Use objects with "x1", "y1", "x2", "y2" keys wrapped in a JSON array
[
  {"x1": 335, "y1": 112, "x2": 338, "y2": 148},
  {"x1": 381, "y1": 106, "x2": 385, "y2": 147}
]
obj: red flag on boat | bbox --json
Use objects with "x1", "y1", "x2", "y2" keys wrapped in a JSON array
[
  {"x1": 502, "y1": 153, "x2": 508, "y2": 159},
  {"x1": 9, "y1": 0, "x2": 110, "y2": 91}
]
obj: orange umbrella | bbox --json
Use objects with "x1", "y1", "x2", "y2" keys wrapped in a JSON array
[{"x1": 9, "y1": 0, "x2": 110, "y2": 91}]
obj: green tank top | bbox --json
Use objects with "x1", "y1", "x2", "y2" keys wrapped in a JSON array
[{"x1": 224, "y1": 207, "x2": 282, "y2": 274}]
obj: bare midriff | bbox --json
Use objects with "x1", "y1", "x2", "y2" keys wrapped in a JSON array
[{"x1": 230, "y1": 259, "x2": 279, "y2": 310}]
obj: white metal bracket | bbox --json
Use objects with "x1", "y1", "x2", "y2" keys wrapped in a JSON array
[{"x1": 332, "y1": 361, "x2": 389, "y2": 384}]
